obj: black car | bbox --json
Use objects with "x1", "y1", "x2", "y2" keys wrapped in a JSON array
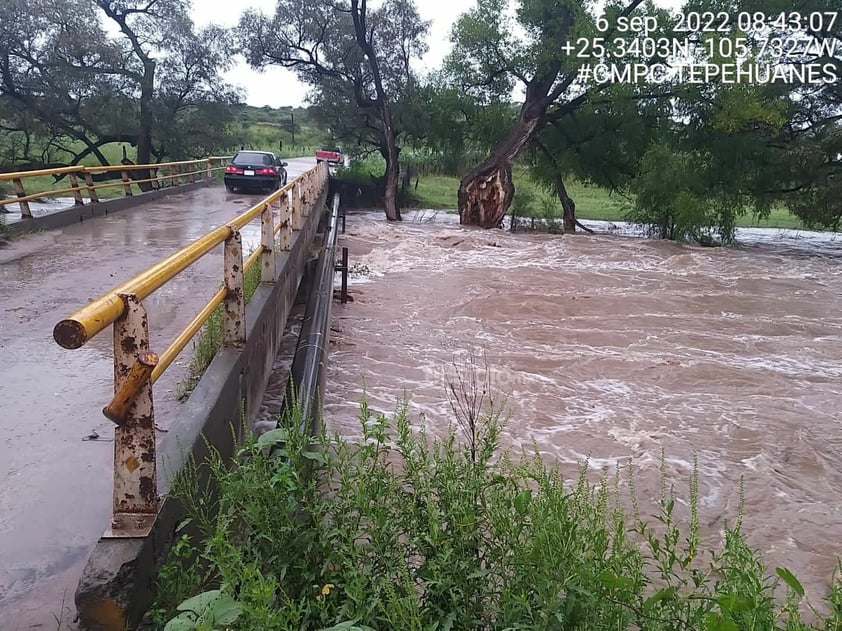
[{"x1": 224, "y1": 150, "x2": 288, "y2": 193}]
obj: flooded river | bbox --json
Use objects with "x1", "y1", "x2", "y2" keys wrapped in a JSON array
[{"x1": 320, "y1": 211, "x2": 842, "y2": 601}]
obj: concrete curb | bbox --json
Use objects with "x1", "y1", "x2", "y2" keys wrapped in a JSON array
[
  {"x1": 4, "y1": 180, "x2": 213, "y2": 238},
  {"x1": 73, "y1": 186, "x2": 329, "y2": 631}
]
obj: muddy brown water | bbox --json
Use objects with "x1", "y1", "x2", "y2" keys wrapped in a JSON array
[{"x1": 318, "y1": 210, "x2": 842, "y2": 604}]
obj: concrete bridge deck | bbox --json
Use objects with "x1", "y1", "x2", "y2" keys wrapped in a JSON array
[{"x1": 0, "y1": 157, "x2": 317, "y2": 630}]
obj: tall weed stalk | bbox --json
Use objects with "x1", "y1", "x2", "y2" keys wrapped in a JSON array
[{"x1": 150, "y1": 389, "x2": 842, "y2": 631}]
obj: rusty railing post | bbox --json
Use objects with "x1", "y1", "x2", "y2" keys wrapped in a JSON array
[
  {"x1": 150, "y1": 167, "x2": 159, "y2": 190},
  {"x1": 11, "y1": 177, "x2": 32, "y2": 218},
  {"x1": 69, "y1": 171, "x2": 84, "y2": 206},
  {"x1": 107, "y1": 293, "x2": 158, "y2": 538},
  {"x1": 206, "y1": 159, "x2": 212, "y2": 179},
  {"x1": 120, "y1": 169, "x2": 133, "y2": 196},
  {"x1": 294, "y1": 182, "x2": 304, "y2": 230},
  {"x1": 223, "y1": 229, "x2": 246, "y2": 346},
  {"x1": 260, "y1": 203, "x2": 276, "y2": 283},
  {"x1": 83, "y1": 170, "x2": 100, "y2": 203},
  {"x1": 279, "y1": 192, "x2": 292, "y2": 251}
]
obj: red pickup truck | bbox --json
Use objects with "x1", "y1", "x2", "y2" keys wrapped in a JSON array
[{"x1": 315, "y1": 146, "x2": 343, "y2": 165}]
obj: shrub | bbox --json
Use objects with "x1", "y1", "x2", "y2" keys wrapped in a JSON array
[{"x1": 151, "y1": 389, "x2": 842, "y2": 630}]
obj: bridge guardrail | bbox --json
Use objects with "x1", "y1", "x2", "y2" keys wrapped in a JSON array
[
  {"x1": 51, "y1": 161, "x2": 329, "y2": 537},
  {"x1": 0, "y1": 156, "x2": 232, "y2": 218}
]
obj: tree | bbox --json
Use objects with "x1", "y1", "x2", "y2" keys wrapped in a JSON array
[
  {"x1": 525, "y1": 80, "x2": 671, "y2": 232},
  {"x1": 448, "y1": 0, "x2": 841, "y2": 237},
  {"x1": 0, "y1": 0, "x2": 237, "y2": 169},
  {"x1": 628, "y1": 0, "x2": 842, "y2": 240},
  {"x1": 240, "y1": 0, "x2": 428, "y2": 221},
  {"x1": 446, "y1": 0, "x2": 661, "y2": 228}
]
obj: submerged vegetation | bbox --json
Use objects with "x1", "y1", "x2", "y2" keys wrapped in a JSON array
[{"x1": 151, "y1": 375, "x2": 842, "y2": 630}]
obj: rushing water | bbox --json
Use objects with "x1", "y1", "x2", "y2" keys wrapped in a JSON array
[{"x1": 309, "y1": 210, "x2": 842, "y2": 601}]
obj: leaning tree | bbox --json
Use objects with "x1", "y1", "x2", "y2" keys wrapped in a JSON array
[{"x1": 446, "y1": 0, "x2": 663, "y2": 227}]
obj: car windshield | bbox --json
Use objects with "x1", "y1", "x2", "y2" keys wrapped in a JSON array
[{"x1": 233, "y1": 152, "x2": 274, "y2": 166}]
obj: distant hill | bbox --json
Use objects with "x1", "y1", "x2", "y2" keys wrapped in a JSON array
[{"x1": 230, "y1": 105, "x2": 330, "y2": 153}]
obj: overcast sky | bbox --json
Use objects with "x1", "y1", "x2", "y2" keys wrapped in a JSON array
[{"x1": 194, "y1": 0, "x2": 681, "y2": 108}]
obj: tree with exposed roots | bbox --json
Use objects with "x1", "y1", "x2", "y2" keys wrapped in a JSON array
[
  {"x1": 447, "y1": 0, "x2": 658, "y2": 228},
  {"x1": 449, "y1": 0, "x2": 842, "y2": 234}
]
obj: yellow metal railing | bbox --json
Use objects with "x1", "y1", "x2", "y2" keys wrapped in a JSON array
[
  {"x1": 0, "y1": 157, "x2": 231, "y2": 218},
  {"x1": 52, "y1": 161, "x2": 330, "y2": 537}
]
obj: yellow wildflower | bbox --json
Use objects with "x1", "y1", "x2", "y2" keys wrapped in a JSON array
[{"x1": 316, "y1": 583, "x2": 335, "y2": 602}]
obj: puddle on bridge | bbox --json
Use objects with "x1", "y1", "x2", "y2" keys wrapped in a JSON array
[{"x1": 321, "y1": 209, "x2": 842, "y2": 603}]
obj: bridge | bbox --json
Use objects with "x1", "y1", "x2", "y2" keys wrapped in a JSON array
[{"x1": 0, "y1": 157, "x2": 343, "y2": 630}]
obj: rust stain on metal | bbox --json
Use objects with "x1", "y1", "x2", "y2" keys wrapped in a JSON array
[
  {"x1": 139, "y1": 477, "x2": 155, "y2": 502},
  {"x1": 121, "y1": 335, "x2": 137, "y2": 354},
  {"x1": 53, "y1": 319, "x2": 87, "y2": 349},
  {"x1": 109, "y1": 294, "x2": 159, "y2": 530}
]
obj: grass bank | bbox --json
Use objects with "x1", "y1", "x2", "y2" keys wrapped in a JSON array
[
  {"x1": 150, "y1": 377, "x2": 841, "y2": 630},
  {"x1": 409, "y1": 172, "x2": 809, "y2": 231}
]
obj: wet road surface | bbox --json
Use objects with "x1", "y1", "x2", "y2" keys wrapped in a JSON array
[
  {"x1": 0, "y1": 158, "x2": 315, "y2": 629},
  {"x1": 324, "y1": 211, "x2": 842, "y2": 605}
]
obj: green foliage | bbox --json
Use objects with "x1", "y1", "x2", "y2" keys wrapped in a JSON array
[
  {"x1": 164, "y1": 591, "x2": 242, "y2": 631},
  {"x1": 153, "y1": 387, "x2": 842, "y2": 630},
  {"x1": 627, "y1": 142, "x2": 738, "y2": 243},
  {"x1": 335, "y1": 156, "x2": 386, "y2": 187},
  {"x1": 0, "y1": 0, "x2": 238, "y2": 167},
  {"x1": 177, "y1": 254, "x2": 262, "y2": 398},
  {"x1": 228, "y1": 106, "x2": 327, "y2": 157}
]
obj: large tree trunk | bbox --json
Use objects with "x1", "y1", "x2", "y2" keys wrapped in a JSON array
[
  {"x1": 137, "y1": 64, "x2": 155, "y2": 166},
  {"x1": 381, "y1": 104, "x2": 401, "y2": 221},
  {"x1": 554, "y1": 173, "x2": 577, "y2": 233},
  {"x1": 134, "y1": 63, "x2": 156, "y2": 192},
  {"x1": 350, "y1": 0, "x2": 402, "y2": 222},
  {"x1": 459, "y1": 114, "x2": 542, "y2": 228}
]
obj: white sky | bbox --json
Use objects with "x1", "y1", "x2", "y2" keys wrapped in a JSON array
[{"x1": 192, "y1": 0, "x2": 682, "y2": 107}]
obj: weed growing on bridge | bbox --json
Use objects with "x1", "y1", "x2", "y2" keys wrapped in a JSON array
[
  {"x1": 177, "y1": 258, "x2": 262, "y2": 399},
  {"x1": 150, "y1": 395, "x2": 842, "y2": 631}
]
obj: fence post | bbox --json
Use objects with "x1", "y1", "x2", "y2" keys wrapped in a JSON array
[
  {"x1": 223, "y1": 229, "x2": 246, "y2": 347},
  {"x1": 83, "y1": 170, "x2": 100, "y2": 203},
  {"x1": 69, "y1": 172, "x2": 84, "y2": 206},
  {"x1": 206, "y1": 159, "x2": 212, "y2": 179},
  {"x1": 107, "y1": 293, "x2": 158, "y2": 538},
  {"x1": 260, "y1": 203, "x2": 276, "y2": 283},
  {"x1": 150, "y1": 167, "x2": 159, "y2": 190},
  {"x1": 11, "y1": 177, "x2": 32, "y2": 218},
  {"x1": 120, "y1": 169, "x2": 133, "y2": 196}
]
